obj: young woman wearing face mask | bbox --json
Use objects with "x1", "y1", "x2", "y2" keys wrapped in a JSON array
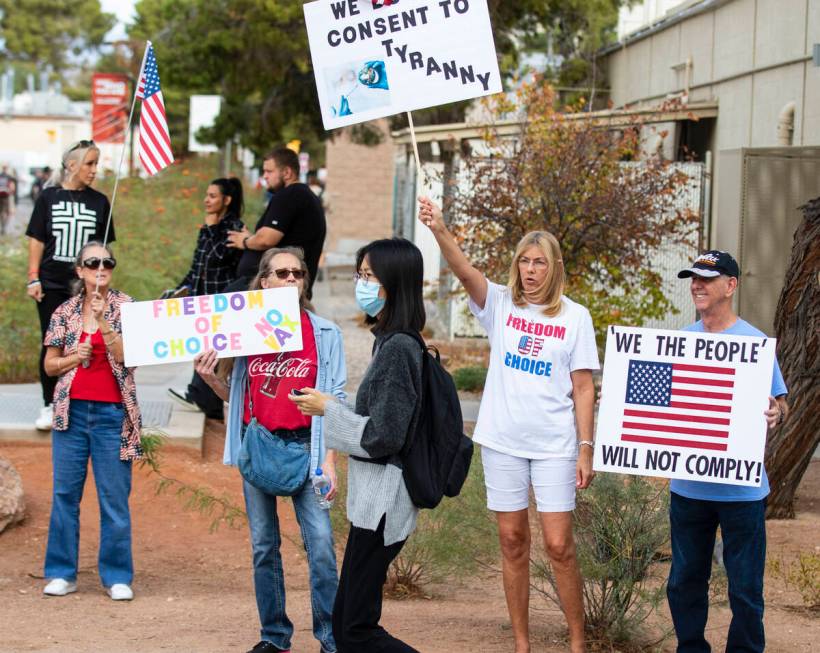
[
  {"x1": 26, "y1": 141, "x2": 115, "y2": 431},
  {"x1": 194, "y1": 247, "x2": 345, "y2": 653},
  {"x1": 290, "y1": 238, "x2": 426, "y2": 653}
]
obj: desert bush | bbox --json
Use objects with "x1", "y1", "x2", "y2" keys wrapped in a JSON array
[
  {"x1": 768, "y1": 551, "x2": 820, "y2": 610},
  {"x1": 532, "y1": 473, "x2": 670, "y2": 649},
  {"x1": 452, "y1": 365, "x2": 488, "y2": 393}
]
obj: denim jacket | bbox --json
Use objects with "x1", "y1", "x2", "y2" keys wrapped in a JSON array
[{"x1": 223, "y1": 311, "x2": 347, "y2": 471}]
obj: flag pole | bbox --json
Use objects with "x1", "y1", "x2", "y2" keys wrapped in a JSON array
[
  {"x1": 85, "y1": 42, "x2": 149, "y2": 367},
  {"x1": 100, "y1": 42, "x2": 149, "y2": 250}
]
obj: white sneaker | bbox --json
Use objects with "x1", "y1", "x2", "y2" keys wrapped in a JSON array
[
  {"x1": 44, "y1": 578, "x2": 77, "y2": 596},
  {"x1": 107, "y1": 583, "x2": 134, "y2": 601},
  {"x1": 35, "y1": 405, "x2": 53, "y2": 431}
]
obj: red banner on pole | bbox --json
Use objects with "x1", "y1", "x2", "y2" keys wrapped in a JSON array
[{"x1": 92, "y1": 73, "x2": 129, "y2": 143}]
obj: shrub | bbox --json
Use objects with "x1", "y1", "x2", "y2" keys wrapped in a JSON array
[
  {"x1": 532, "y1": 474, "x2": 671, "y2": 649},
  {"x1": 768, "y1": 551, "x2": 820, "y2": 610},
  {"x1": 452, "y1": 365, "x2": 488, "y2": 393}
]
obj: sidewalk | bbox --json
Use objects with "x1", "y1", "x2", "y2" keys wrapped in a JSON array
[{"x1": 0, "y1": 275, "x2": 479, "y2": 450}]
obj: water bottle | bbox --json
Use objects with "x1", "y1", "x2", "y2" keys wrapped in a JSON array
[{"x1": 312, "y1": 467, "x2": 332, "y2": 510}]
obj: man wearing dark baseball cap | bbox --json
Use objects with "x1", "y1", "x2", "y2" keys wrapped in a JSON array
[{"x1": 666, "y1": 249, "x2": 788, "y2": 653}]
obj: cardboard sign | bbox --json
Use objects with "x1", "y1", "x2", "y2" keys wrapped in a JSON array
[
  {"x1": 121, "y1": 287, "x2": 303, "y2": 367},
  {"x1": 303, "y1": 0, "x2": 502, "y2": 129},
  {"x1": 593, "y1": 326, "x2": 776, "y2": 486}
]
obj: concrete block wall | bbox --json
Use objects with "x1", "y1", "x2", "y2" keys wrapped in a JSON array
[{"x1": 323, "y1": 119, "x2": 395, "y2": 254}]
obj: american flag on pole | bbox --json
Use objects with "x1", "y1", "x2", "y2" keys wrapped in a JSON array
[
  {"x1": 621, "y1": 360, "x2": 734, "y2": 452},
  {"x1": 136, "y1": 41, "x2": 174, "y2": 175}
]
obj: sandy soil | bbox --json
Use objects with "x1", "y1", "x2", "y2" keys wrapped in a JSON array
[{"x1": 1, "y1": 431, "x2": 817, "y2": 653}]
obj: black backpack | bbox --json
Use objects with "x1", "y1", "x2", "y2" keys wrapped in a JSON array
[{"x1": 388, "y1": 331, "x2": 474, "y2": 509}]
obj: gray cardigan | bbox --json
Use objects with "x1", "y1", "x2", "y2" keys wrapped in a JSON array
[{"x1": 324, "y1": 332, "x2": 423, "y2": 545}]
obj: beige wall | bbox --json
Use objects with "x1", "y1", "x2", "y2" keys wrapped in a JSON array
[
  {"x1": 323, "y1": 119, "x2": 394, "y2": 253},
  {"x1": 604, "y1": 0, "x2": 820, "y2": 244}
]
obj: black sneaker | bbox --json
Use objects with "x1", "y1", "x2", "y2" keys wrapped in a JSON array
[
  {"x1": 167, "y1": 388, "x2": 202, "y2": 412},
  {"x1": 246, "y1": 642, "x2": 289, "y2": 653}
]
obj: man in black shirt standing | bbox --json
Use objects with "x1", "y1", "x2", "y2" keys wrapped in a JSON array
[
  {"x1": 226, "y1": 147, "x2": 326, "y2": 298},
  {"x1": 169, "y1": 147, "x2": 327, "y2": 417}
]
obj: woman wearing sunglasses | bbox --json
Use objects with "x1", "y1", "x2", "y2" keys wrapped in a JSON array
[
  {"x1": 41, "y1": 240, "x2": 142, "y2": 602},
  {"x1": 26, "y1": 140, "x2": 115, "y2": 432},
  {"x1": 194, "y1": 247, "x2": 345, "y2": 653}
]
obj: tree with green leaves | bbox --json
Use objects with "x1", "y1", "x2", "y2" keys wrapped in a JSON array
[{"x1": 0, "y1": 0, "x2": 114, "y2": 72}]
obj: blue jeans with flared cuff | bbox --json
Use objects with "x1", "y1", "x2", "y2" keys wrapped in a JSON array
[
  {"x1": 45, "y1": 399, "x2": 133, "y2": 587},
  {"x1": 243, "y1": 473, "x2": 338, "y2": 652}
]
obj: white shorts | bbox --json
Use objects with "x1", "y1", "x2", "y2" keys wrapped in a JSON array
[{"x1": 481, "y1": 446, "x2": 577, "y2": 513}]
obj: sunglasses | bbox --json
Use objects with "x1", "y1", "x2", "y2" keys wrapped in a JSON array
[
  {"x1": 82, "y1": 257, "x2": 117, "y2": 270},
  {"x1": 270, "y1": 268, "x2": 306, "y2": 280},
  {"x1": 69, "y1": 139, "x2": 96, "y2": 152}
]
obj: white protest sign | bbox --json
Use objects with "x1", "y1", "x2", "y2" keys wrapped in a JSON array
[
  {"x1": 593, "y1": 326, "x2": 776, "y2": 486},
  {"x1": 121, "y1": 287, "x2": 303, "y2": 367},
  {"x1": 303, "y1": 0, "x2": 502, "y2": 129}
]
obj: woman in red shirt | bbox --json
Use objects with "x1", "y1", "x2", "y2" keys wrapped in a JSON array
[{"x1": 41, "y1": 240, "x2": 142, "y2": 602}]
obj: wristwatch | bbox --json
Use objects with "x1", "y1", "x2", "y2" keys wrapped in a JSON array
[{"x1": 243, "y1": 235, "x2": 251, "y2": 250}]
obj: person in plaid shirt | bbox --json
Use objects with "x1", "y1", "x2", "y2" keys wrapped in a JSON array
[{"x1": 163, "y1": 177, "x2": 245, "y2": 297}]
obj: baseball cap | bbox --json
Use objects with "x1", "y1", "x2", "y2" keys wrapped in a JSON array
[{"x1": 677, "y1": 250, "x2": 740, "y2": 279}]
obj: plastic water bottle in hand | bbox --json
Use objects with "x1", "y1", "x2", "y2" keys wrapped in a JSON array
[{"x1": 312, "y1": 467, "x2": 332, "y2": 510}]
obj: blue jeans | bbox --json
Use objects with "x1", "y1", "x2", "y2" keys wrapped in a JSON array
[
  {"x1": 45, "y1": 400, "x2": 133, "y2": 587},
  {"x1": 243, "y1": 474, "x2": 338, "y2": 652},
  {"x1": 667, "y1": 493, "x2": 766, "y2": 653}
]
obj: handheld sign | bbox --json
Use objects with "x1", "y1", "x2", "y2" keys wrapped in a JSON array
[
  {"x1": 121, "y1": 287, "x2": 303, "y2": 367},
  {"x1": 593, "y1": 326, "x2": 776, "y2": 487},
  {"x1": 303, "y1": 0, "x2": 502, "y2": 129}
]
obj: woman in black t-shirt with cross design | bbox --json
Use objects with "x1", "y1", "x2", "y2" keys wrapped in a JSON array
[{"x1": 26, "y1": 140, "x2": 115, "y2": 431}]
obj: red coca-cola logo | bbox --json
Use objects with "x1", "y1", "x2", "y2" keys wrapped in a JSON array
[{"x1": 248, "y1": 356, "x2": 311, "y2": 379}]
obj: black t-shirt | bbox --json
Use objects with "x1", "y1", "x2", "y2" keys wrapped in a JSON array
[
  {"x1": 25, "y1": 186, "x2": 115, "y2": 290},
  {"x1": 237, "y1": 183, "x2": 327, "y2": 291}
]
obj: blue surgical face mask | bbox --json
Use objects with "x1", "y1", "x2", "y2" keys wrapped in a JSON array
[{"x1": 355, "y1": 279, "x2": 385, "y2": 317}]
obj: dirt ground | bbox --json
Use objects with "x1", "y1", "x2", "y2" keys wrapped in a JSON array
[{"x1": 1, "y1": 429, "x2": 818, "y2": 653}]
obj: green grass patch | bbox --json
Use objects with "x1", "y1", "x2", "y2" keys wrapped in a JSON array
[
  {"x1": 0, "y1": 155, "x2": 266, "y2": 383},
  {"x1": 452, "y1": 365, "x2": 488, "y2": 393}
]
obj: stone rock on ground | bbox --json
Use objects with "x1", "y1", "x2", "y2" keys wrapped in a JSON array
[{"x1": 0, "y1": 457, "x2": 25, "y2": 534}]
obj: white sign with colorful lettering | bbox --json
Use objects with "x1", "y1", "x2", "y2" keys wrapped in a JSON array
[
  {"x1": 593, "y1": 326, "x2": 776, "y2": 486},
  {"x1": 303, "y1": 0, "x2": 502, "y2": 129},
  {"x1": 121, "y1": 287, "x2": 303, "y2": 367}
]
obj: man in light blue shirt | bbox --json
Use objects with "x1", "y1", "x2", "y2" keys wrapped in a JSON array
[{"x1": 667, "y1": 250, "x2": 787, "y2": 653}]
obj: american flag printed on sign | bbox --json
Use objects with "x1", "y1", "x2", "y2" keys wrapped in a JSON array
[
  {"x1": 621, "y1": 360, "x2": 734, "y2": 452},
  {"x1": 136, "y1": 41, "x2": 174, "y2": 175}
]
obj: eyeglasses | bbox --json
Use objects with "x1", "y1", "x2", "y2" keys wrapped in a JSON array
[
  {"x1": 82, "y1": 257, "x2": 117, "y2": 270},
  {"x1": 69, "y1": 140, "x2": 96, "y2": 153},
  {"x1": 270, "y1": 268, "x2": 306, "y2": 280},
  {"x1": 518, "y1": 256, "x2": 548, "y2": 270},
  {"x1": 353, "y1": 271, "x2": 379, "y2": 286}
]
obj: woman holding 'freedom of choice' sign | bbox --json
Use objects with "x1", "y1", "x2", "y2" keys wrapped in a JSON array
[{"x1": 418, "y1": 197, "x2": 599, "y2": 653}]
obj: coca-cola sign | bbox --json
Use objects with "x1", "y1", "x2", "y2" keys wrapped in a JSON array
[{"x1": 248, "y1": 356, "x2": 312, "y2": 379}]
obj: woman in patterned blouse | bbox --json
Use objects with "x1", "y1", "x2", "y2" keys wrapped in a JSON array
[{"x1": 41, "y1": 240, "x2": 142, "y2": 602}]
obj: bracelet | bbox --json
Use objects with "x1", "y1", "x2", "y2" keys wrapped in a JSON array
[
  {"x1": 578, "y1": 440, "x2": 595, "y2": 450},
  {"x1": 27, "y1": 279, "x2": 41, "y2": 287},
  {"x1": 243, "y1": 235, "x2": 251, "y2": 250}
]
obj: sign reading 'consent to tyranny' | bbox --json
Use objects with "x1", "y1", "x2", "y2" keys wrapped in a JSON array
[
  {"x1": 593, "y1": 326, "x2": 776, "y2": 487},
  {"x1": 121, "y1": 287, "x2": 303, "y2": 367},
  {"x1": 303, "y1": 0, "x2": 502, "y2": 129}
]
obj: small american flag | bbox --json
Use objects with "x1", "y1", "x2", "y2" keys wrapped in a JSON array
[
  {"x1": 136, "y1": 41, "x2": 174, "y2": 176},
  {"x1": 621, "y1": 360, "x2": 734, "y2": 451}
]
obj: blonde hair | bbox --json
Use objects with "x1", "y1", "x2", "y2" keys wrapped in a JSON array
[
  {"x1": 508, "y1": 231, "x2": 565, "y2": 317},
  {"x1": 47, "y1": 140, "x2": 100, "y2": 188}
]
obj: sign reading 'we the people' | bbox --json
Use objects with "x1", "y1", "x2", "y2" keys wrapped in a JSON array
[
  {"x1": 303, "y1": 0, "x2": 502, "y2": 129},
  {"x1": 121, "y1": 287, "x2": 303, "y2": 367},
  {"x1": 593, "y1": 326, "x2": 776, "y2": 487}
]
